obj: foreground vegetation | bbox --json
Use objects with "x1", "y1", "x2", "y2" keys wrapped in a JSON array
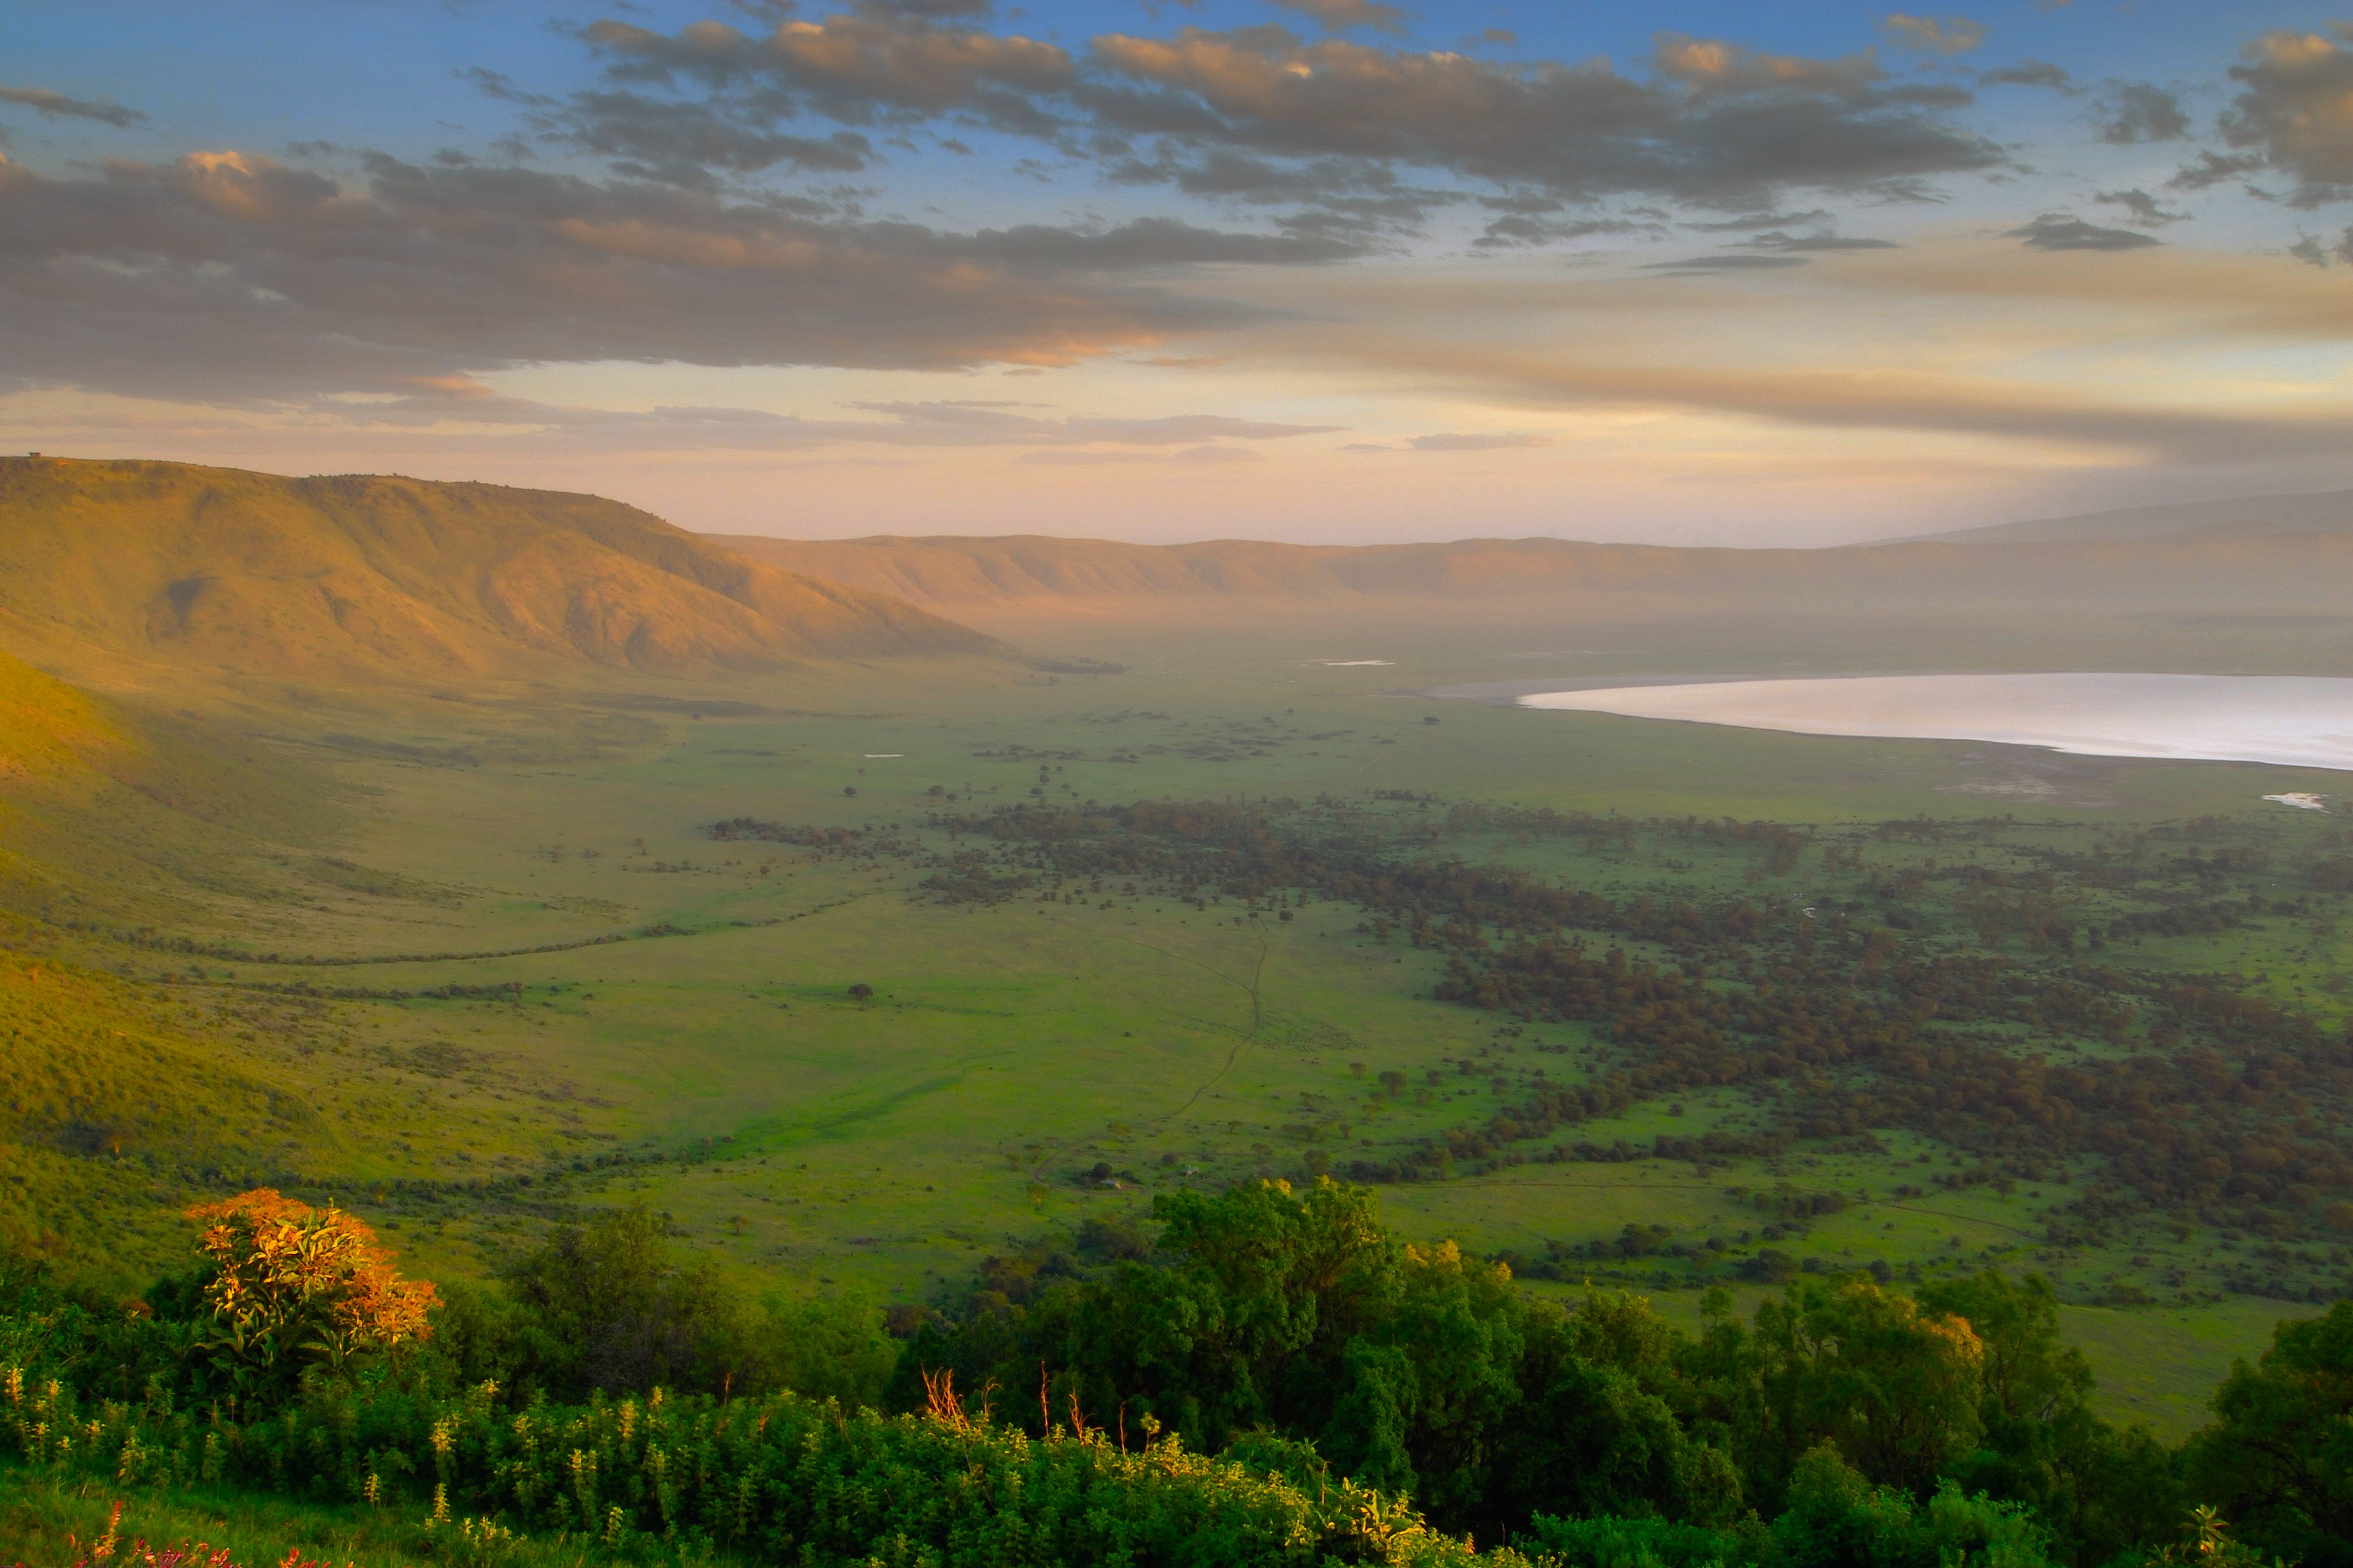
[{"x1": 6, "y1": 1182, "x2": 2352, "y2": 1567}]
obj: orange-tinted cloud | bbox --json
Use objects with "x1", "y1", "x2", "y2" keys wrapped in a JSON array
[{"x1": 2223, "y1": 25, "x2": 2353, "y2": 203}]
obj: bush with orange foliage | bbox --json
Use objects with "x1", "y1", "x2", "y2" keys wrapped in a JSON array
[{"x1": 184, "y1": 1188, "x2": 437, "y2": 1391}]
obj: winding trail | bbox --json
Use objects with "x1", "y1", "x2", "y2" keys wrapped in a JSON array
[
  {"x1": 1161, "y1": 935, "x2": 1270, "y2": 1126},
  {"x1": 1024, "y1": 918, "x2": 1271, "y2": 1181}
]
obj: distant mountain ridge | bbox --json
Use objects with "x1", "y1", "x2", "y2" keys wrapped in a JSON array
[
  {"x1": 1900, "y1": 488, "x2": 2353, "y2": 545},
  {"x1": 0, "y1": 459, "x2": 999, "y2": 691},
  {"x1": 711, "y1": 524, "x2": 2353, "y2": 628}
]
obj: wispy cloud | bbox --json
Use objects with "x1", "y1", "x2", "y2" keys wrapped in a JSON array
[
  {"x1": 2004, "y1": 213, "x2": 2161, "y2": 251},
  {"x1": 0, "y1": 85, "x2": 146, "y2": 128},
  {"x1": 1320, "y1": 337, "x2": 2353, "y2": 466},
  {"x1": 1406, "y1": 432, "x2": 1551, "y2": 450},
  {"x1": 1974, "y1": 60, "x2": 2070, "y2": 91},
  {"x1": 1266, "y1": 0, "x2": 1409, "y2": 37},
  {"x1": 1881, "y1": 15, "x2": 1986, "y2": 55}
]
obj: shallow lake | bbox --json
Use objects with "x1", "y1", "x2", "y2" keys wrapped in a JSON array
[{"x1": 1519, "y1": 673, "x2": 2353, "y2": 772}]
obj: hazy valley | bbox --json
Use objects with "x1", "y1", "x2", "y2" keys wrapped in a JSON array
[{"x1": 0, "y1": 459, "x2": 2347, "y2": 1530}]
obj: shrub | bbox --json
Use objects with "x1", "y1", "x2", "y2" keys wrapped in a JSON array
[
  {"x1": 1520, "y1": 1449, "x2": 2054, "y2": 1568},
  {"x1": 183, "y1": 1190, "x2": 436, "y2": 1396},
  {"x1": 1770, "y1": 1445, "x2": 2052, "y2": 1568},
  {"x1": 1519, "y1": 1511, "x2": 1761, "y2": 1568},
  {"x1": 494, "y1": 1208, "x2": 748, "y2": 1400}
]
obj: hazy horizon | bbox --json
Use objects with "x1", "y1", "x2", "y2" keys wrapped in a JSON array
[{"x1": 4, "y1": 454, "x2": 2347, "y2": 552}]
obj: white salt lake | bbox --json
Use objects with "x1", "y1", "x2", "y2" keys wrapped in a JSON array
[{"x1": 1519, "y1": 673, "x2": 2353, "y2": 773}]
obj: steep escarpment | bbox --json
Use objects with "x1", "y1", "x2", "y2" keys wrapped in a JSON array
[{"x1": 0, "y1": 458, "x2": 1001, "y2": 691}]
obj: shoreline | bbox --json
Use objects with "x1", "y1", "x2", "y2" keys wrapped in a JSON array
[{"x1": 1422, "y1": 671, "x2": 2353, "y2": 776}]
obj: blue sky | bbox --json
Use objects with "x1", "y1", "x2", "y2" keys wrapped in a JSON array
[{"x1": 4, "y1": 0, "x2": 2351, "y2": 544}]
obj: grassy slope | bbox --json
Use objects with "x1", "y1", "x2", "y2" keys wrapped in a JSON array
[
  {"x1": 0, "y1": 649, "x2": 356, "y2": 1278},
  {"x1": 0, "y1": 457, "x2": 1000, "y2": 700}
]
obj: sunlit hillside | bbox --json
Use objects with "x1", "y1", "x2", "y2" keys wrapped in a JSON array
[
  {"x1": 0, "y1": 643, "x2": 341, "y2": 923},
  {"x1": 0, "y1": 638, "x2": 131, "y2": 787},
  {"x1": 0, "y1": 940, "x2": 336, "y2": 1274},
  {"x1": 0, "y1": 457, "x2": 1002, "y2": 696}
]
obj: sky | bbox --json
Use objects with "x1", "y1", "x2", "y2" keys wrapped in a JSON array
[{"x1": 4, "y1": 1, "x2": 2352, "y2": 546}]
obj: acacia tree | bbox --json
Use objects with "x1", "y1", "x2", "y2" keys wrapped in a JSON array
[
  {"x1": 1746, "y1": 1276, "x2": 1986, "y2": 1500},
  {"x1": 2186, "y1": 1301, "x2": 2353, "y2": 1566},
  {"x1": 185, "y1": 1188, "x2": 437, "y2": 1394}
]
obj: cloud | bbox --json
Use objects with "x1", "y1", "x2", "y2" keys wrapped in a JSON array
[
  {"x1": 1973, "y1": 60, "x2": 2070, "y2": 91},
  {"x1": 1739, "y1": 230, "x2": 1899, "y2": 250},
  {"x1": 1474, "y1": 212, "x2": 1662, "y2": 249},
  {"x1": 1105, "y1": 146, "x2": 1462, "y2": 241},
  {"x1": 1647, "y1": 37, "x2": 1889, "y2": 98},
  {"x1": 0, "y1": 86, "x2": 146, "y2": 129},
  {"x1": 2168, "y1": 149, "x2": 2269, "y2": 192},
  {"x1": 1643, "y1": 253, "x2": 1813, "y2": 271},
  {"x1": 2005, "y1": 212, "x2": 2160, "y2": 251},
  {"x1": 585, "y1": 13, "x2": 1076, "y2": 132},
  {"x1": 0, "y1": 151, "x2": 1328, "y2": 402},
  {"x1": 1882, "y1": 15, "x2": 1986, "y2": 55},
  {"x1": 2094, "y1": 188, "x2": 2186, "y2": 226},
  {"x1": 540, "y1": 90, "x2": 877, "y2": 185},
  {"x1": 767, "y1": 14, "x2": 1077, "y2": 113},
  {"x1": 1329, "y1": 336, "x2": 2353, "y2": 466},
  {"x1": 2288, "y1": 230, "x2": 2349, "y2": 267},
  {"x1": 2094, "y1": 81, "x2": 2190, "y2": 144},
  {"x1": 1683, "y1": 208, "x2": 1834, "y2": 230},
  {"x1": 863, "y1": 0, "x2": 1003, "y2": 19},
  {"x1": 841, "y1": 401, "x2": 1337, "y2": 443},
  {"x1": 1266, "y1": 0, "x2": 1408, "y2": 37},
  {"x1": 1637, "y1": 227, "x2": 1897, "y2": 269},
  {"x1": 2, "y1": 376, "x2": 1331, "y2": 458},
  {"x1": 1343, "y1": 431, "x2": 1551, "y2": 450},
  {"x1": 543, "y1": 14, "x2": 2011, "y2": 241},
  {"x1": 1404, "y1": 431, "x2": 1550, "y2": 450},
  {"x1": 2220, "y1": 26, "x2": 2353, "y2": 205},
  {"x1": 1080, "y1": 28, "x2": 2000, "y2": 208},
  {"x1": 0, "y1": 11, "x2": 2218, "y2": 459},
  {"x1": 1012, "y1": 441, "x2": 1267, "y2": 463}
]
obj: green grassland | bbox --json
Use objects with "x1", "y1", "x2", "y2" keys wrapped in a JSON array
[{"x1": 4, "y1": 617, "x2": 2349, "y2": 1442}]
